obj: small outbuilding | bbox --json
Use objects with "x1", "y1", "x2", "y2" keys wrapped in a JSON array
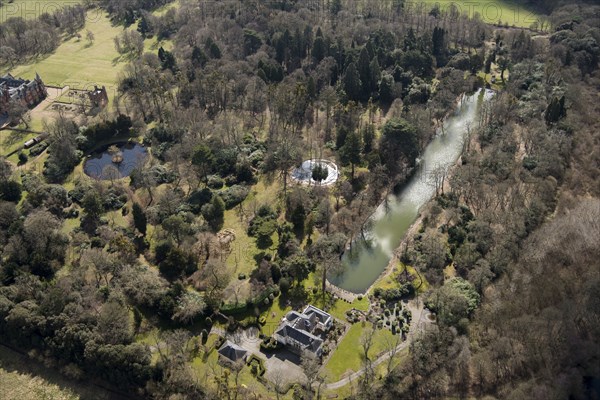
[{"x1": 217, "y1": 340, "x2": 248, "y2": 365}]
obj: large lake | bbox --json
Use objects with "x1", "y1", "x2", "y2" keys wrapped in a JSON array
[{"x1": 330, "y1": 89, "x2": 494, "y2": 293}]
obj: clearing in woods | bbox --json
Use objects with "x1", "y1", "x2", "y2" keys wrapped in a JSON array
[{"x1": 403, "y1": 0, "x2": 542, "y2": 28}]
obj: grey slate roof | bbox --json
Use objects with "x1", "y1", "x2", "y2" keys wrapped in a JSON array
[
  {"x1": 218, "y1": 340, "x2": 248, "y2": 362},
  {"x1": 275, "y1": 323, "x2": 323, "y2": 353}
]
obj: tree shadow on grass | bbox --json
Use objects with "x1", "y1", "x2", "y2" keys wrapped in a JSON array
[{"x1": 0, "y1": 343, "x2": 134, "y2": 400}]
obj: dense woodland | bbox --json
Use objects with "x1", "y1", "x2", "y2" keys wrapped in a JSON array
[{"x1": 0, "y1": 0, "x2": 599, "y2": 399}]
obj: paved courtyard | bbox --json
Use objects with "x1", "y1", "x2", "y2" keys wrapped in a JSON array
[
  {"x1": 263, "y1": 350, "x2": 306, "y2": 386},
  {"x1": 222, "y1": 326, "x2": 307, "y2": 386}
]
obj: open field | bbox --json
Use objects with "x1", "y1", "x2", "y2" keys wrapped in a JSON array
[
  {"x1": 0, "y1": 0, "x2": 80, "y2": 22},
  {"x1": 405, "y1": 0, "x2": 542, "y2": 28},
  {"x1": 7, "y1": 10, "x2": 124, "y2": 93}
]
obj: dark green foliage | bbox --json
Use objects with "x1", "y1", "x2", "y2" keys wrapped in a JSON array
[
  {"x1": 431, "y1": 27, "x2": 447, "y2": 67},
  {"x1": 282, "y1": 253, "x2": 313, "y2": 284},
  {"x1": 425, "y1": 277, "x2": 480, "y2": 326},
  {"x1": 132, "y1": 202, "x2": 147, "y2": 235},
  {"x1": 340, "y1": 131, "x2": 362, "y2": 179},
  {"x1": 28, "y1": 142, "x2": 48, "y2": 157},
  {"x1": 235, "y1": 159, "x2": 255, "y2": 184},
  {"x1": 343, "y1": 62, "x2": 361, "y2": 101},
  {"x1": 0, "y1": 180, "x2": 22, "y2": 202},
  {"x1": 191, "y1": 45, "x2": 208, "y2": 68},
  {"x1": 79, "y1": 115, "x2": 132, "y2": 152},
  {"x1": 330, "y1": 0, "x2": 342, "y2": 15},
  {"x1": 258, "y1": 59, "x2": 284, "y2": 83},
  {"x1": 158, "y1": 46, "x2": 177, "y2": 72},
  {"x1": 17, "y1": 152, "x2": 28, "y2": 165},
  {"x1": 158, "y1": 247, "x2": 198, "y2": 280},
  {"x1": 213, "y1": 147, "x2": 238, "y2": 177},
  {"x1": 289, "y1": 203, "x2": 306, "y2": 235},
  {"x1": 207, "y1": 175, "x2": 224, "y2": 189},
  {"x1": 254, "y1": 220, "x2": 277, "y2": 249},
  {"x1": 400, "y1": 50, "x2": 434, "y2": 77},
  {"x1": 311, "y1": 163, "x2": 329, "y2": 182},
  {"x1": 380, "y1": 118, "x2": 419, "y2": 177},
  {"x1": 312, "y1": 36, "x2": 327, "y2": 63},
  {"x1": 219, "y1": 185, "x2": 249, "y2": 209},
  {"x1": 137, "y1": 14, "x2": 151, "y2": 37},
  {"x1": 447, "y1": 53, "x2": 472, "y2": 70},
  {"x1": 243, "y1": 29, "x2": 262, "y2": 56},
  {"x1": 205, "y1": 37, "x2": 221, "y2": 59},
  {"x1": 192, "y1": 144, "x2": 215, "y2": 184},
  {"x1": 378, "y1": 73, "x2": 395, "y2": 104},
  {"x1": 362, "y1": 124, "x2": 375, "y2": 154},
  {"x1": 187, "y1": 188, "x2": 213, "y2": 213},
  {"x1": 102, "y1": 189, "x2": 127, "y2": 211},
  {"x1": 248, "y1": 206, "x2": 277, "y2": 241},
  {"x1": 545, "y1": 95, "x2": 567, "y2": 125},
  {"x1": 201, "y1": 195, "x2": 225, "y2": 231},
  {"x1": 357, "y1": 47, "x2": 372, "y2": 100},
  {"x1": 82, "y1": 191, "x2": 104, "y2": 220}
]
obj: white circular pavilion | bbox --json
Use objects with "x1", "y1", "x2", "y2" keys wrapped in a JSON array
[{"x1": 291, "y1": 159, "x2": 339, "y2": 186}]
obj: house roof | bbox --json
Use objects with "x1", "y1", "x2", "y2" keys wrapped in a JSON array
[
  {"x1": 286, "y1": 310, "x2": 317, "y2": 331},
  {"x1": 302, "y1": 305, "x2": 332, "y2": 325},
  {"x1": 275, "y1": 324, "x2": 323, "y2": 353},
  {"x1": 218, "y1": 340, "x2": 247, "y2": 362}
]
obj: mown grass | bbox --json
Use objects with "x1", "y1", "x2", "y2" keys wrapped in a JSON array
[
  {"x1": 5, "y1": 8, "x2": 172, "y2": 102},
  {"x1": 0, "y1": 0, "x2": 79, "y2": 22},
  {"x1": 324, "y1": 322, "x2": 396, "y2": 382},
  {"x1": 404, "y1": 0, "x2": 542, "y2": 28},
  {"x1": 8, "y1": 11, "x2": 124, "y2": 92}
]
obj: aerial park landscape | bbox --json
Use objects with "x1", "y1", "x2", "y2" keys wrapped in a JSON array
[{"x1": 0, "y1": 0, "x2": 598, "y2": 399}]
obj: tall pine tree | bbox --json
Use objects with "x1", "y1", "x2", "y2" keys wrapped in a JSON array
[
  {"x1": 343, "y1": 62, "x2": 361, "y2": 101},
  {"x1": 358, "y1": 47, "x2": 372, "y2": 100},
  {"x1": 132, "y1": 202, "x2": 147, "y2": 236}
]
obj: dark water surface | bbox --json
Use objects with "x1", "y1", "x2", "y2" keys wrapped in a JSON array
[{"x1": 83, "y1": 142, "x2": 147, "y2": 180}]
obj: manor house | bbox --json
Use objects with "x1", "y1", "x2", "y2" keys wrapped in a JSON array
[{"x1": 0, "y1": 73, "x2": 48, "y2": 117}]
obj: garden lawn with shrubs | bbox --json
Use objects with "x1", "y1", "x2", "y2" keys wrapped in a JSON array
[{"x1": 325, "y1": 323, "x2": 395, "y2": 382}]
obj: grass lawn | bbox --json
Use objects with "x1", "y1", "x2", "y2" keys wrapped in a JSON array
[
  {"x1": 0, "y1": 345, "x2": 123, "y2": 400},
  {"x1": 260, "y1": 281, "x2": 369, "y2": 336},
  {"x1": 221, "y1": 179, "x2": 282, "y2": 303},
  {"x1": 260, "y1": 296, "x2": 292, "y2": 336},
  {"x1": 322, "y1": 295, "x2": 369, "y2": 322},
  {"x1": 7, "y1": 11, "x2": 124, "y2": 92},
  {"x1": 0, "y1": 0, "x2": 79, "y2": 21},
  {"x1": 403, "y1": 0, "x2": 542, "y2": 28},
  {"x1": 304, "y1": 284, "x2": 370, "y2": 322},
  {"x1": 324, "y1": 322, "x2": 396, "y2": 382},
  {"x1": 190, "y1": 334, "x2": 282, "y2": 399},
  {"x1": 373, "y1": 262, "x2": 430, "y2": 295}
]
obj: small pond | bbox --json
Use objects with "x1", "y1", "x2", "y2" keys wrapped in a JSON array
[{"x1": 83, "y1": 142, "x2": 148, "y2": 180}]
